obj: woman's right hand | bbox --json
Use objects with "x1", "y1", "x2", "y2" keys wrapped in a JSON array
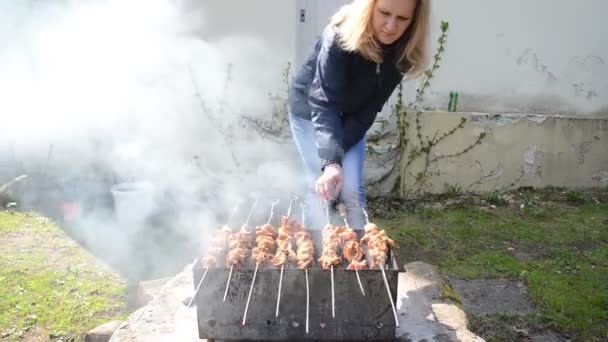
[{"x1": 315, "y1": 163, "x2": 343, "y2": 201}]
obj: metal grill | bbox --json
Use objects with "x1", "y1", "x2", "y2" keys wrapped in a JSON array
[{"x1": 192, "y1": 229, "x2": 401, "y2": 341}]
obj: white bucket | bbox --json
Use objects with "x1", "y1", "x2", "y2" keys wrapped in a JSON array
[{"x1": 111, "y1": 181, "x2": 157, "y2": 225}]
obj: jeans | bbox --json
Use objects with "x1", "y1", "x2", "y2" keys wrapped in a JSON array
[{"x1": 289, "y1": 112, "x2": 367, "y2": 230}]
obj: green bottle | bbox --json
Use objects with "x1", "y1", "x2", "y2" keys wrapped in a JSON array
[{"x1": 448, "y1": 91, "x2": 458, "y2": 112}]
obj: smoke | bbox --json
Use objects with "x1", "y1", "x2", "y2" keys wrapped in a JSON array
[{"x1": 0, "y1": 0, "x2": 305, "y2": 282}]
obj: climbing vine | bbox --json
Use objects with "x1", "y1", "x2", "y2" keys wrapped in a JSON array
[
  {"x1": 367, "y1": 21, "x2": 487, "y2": 196},
  {"x1": 242, "y1": 62, "x2": 292, "y2": 141}
]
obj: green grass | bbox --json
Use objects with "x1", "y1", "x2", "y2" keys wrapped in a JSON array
[
  {"x1": 0, "y1": 211, "x2": 128, "y2": 341},
  {"x1": 376, "y1": 198, "x2": 608, "y2": 341}
]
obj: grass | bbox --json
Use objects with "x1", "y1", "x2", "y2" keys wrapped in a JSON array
[
  {"x1": 374, "y1": 191, "x2": 608, "y2": 341},
  {"x1": 0, "y1": 211, "x2": 128, "y2": 341}
]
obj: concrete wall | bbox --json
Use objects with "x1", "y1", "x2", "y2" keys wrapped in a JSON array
[
  {"x1": 292, "y1": 0, "x2": 607, "y2": 117},
  {"x1": 186, "y1": 0, "x2": 297, "y2": 71},
  {"x1": 186, "y1": 0, "x2": 608, "y2": 194},
  {"x1": 292, "y1": 0, "x2": 608, "y2": 193},
  {"x1": 183, "y1": 0, "x2": 608, "y2": 117},
  {"x1": 295, "y1": 0, "x2": 348, "y2": 67},
  {"x1": 390, "y1": 112, "x2": 608, "y2": 194},
  {"x1": 3, "y1": 0, "x2": 607, "y2": 197},
  {"x1": 421, "y1": 0, "x2": 608, "y2": 117}
]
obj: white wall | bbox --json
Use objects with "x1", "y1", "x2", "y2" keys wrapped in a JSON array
[
  {"x1": 423, "y1": 0, "x2": 608, "y2": 117},
  {"x1": 165, "y1": 0, "x2": 608, "y2": 117},
  {"x1": 295, "y1": 0, "x2": 349, "y2": 67},
  {"x1": 187, "y1": 0, "x2": 297, "y2": 69},
  {"x1": 295, "y1": 0, "x2": 608, "y2": 117}
]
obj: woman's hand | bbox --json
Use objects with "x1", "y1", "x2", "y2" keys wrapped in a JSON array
[{"x1": 315, "y1": 163, "x2": 343, "y2": 200}]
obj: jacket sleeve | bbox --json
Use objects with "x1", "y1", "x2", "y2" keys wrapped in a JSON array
[{"x1": 308, "y1": 28, "x2": 350, "y2": 166}]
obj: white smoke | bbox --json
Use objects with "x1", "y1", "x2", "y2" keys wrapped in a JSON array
[{"x1": 0, "y1": 0, "x2": 305, "y2": 283}]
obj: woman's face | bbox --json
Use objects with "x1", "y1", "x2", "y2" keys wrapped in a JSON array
[{"x1": 371, "y1": 0, "x2": 417, "y2": 45}]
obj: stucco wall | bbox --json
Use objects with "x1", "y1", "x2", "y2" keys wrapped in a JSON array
[
  {"x1": 293, "y1": 0, "x2": 608, "y2": 117},
  {"x1": 182, "y1": 0, "x2": 608, "y2": 117},
  {"x1": 188, "y1": 0, "x2": 297, "y2": 70},
  {"x1": 391, "y1": 112, "x2": 608, "y2": 194},
  {"x1": 2, "y1": 0, "x2": 607, "y2": 197},
  {"x1": 419, "y1": 0, "x2": 608, "y2": 117}
]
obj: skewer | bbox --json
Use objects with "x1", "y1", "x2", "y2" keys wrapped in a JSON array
[
  {"x1": 275, "y1": 265, "x2": 284, "y2": 317},
  {"x1": 188, "y1": 267, "x2": 209, "y2": 307},
  {"x1": 381, "y1": 266, "x2": 399, "y2": 327},
  {"x1": 222, "y1": 265, "x2": 233, "y2": 302},
  {"x1": 267, "y1": 199, "x2": 280, "y2": 224},
  {"x1": 326, "y1": 201, "x2": 336, "y2": 319},
  {"x1": 227, "y1": 201, "x2": 241, "y2": 225},
  {"x1": 331, "y1": 264, "x2": 335, "y2": 318},
  {"x1": 191, "y1": 202, "x2": 243, "y2": 307},
  {"x1": 242, "y1": 262, "x2": 259, "y2": 325},
  {"x1": 361, "y1": 203, "x2": 370, "y2": 225},
  {"x1": 219, "y1": 202, "x2": 242, "y2": 302},
  {"x1": 241, "y1": 199, "x2": 276, "y2": 322},
  {"x1": 325, "y1": 200, "x2": 335, "y2": 319},
  {"x1": 343, "y1": 216, "x2": 366, "y2": 297},
  {"x1": 305, "y1": 268, "x2": 310, "y2": 334},
  {"x1": 355, "y1": 267, "x2": 366, "y2": 296},
  {"x1": 245, "y1": 198, "x2": 259, "y2": 226},
  {"x1": 362, "y1": 203, "x2": 399, "y2": 327},
  {"x1": 300, "y1": 201, "x2": 310, "y2": 334},
  {"x1": 193, "y1": 202, "x2": 241, "y2": 306},
  {"x1": 223, "y1": 199, "x2": 259, "y2": 303},
  {"x1": 275, "y1": 198, "x2": 293, "y2": 317},
  {"x1": 287, "y1": 197, "x2": 294, "y2": 217}
]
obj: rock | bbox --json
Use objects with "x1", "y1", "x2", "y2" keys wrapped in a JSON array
[
  {"x1": 396, "y1": 262, "x2": 484, "y2": 342},
  {"x1": 138, "y1": 277, "x2": 172, "y2": 307},
  {"x1": 85, "y1": 321, "x2": 123, "y2": 342},
  {"x1": 110, "y1": 264, "x2": 200, "y2": 342}
]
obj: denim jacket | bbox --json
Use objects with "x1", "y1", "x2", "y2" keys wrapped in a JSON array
[{"x1": 288, "y1": 25, "x2": 405, "y2": 167}]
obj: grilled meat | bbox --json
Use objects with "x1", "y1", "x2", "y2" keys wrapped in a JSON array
[
  {"x1": 226, "y1": 224, "x2": 253, "y2": 267},
  {"x1": 294, "y1": 222, "x2": 314, "y2": 269},
  {"x1": 201, "y1": 224, "x2": 232, "y2": 268},
  {"x1": 252, "y1": 223, "x2": 278, "y2": 265},
  {"x1": 272, "y1": 216, "x2": 296, "y2": 266},
  {"x1": 318, "y1": 224, "x2": 342, "y2": 270},
  {"x1": 360, "y1": 223, "x2": 395, "y2": 269}
]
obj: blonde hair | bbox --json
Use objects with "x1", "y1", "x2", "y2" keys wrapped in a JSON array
[{"x1": 330, "y1": 0, "x2": 430, "y2": 78}]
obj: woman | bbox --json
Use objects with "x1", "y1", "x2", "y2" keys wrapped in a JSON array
[{"x1": 288, "y1": 0, "x2": 430, "y2": 229}]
